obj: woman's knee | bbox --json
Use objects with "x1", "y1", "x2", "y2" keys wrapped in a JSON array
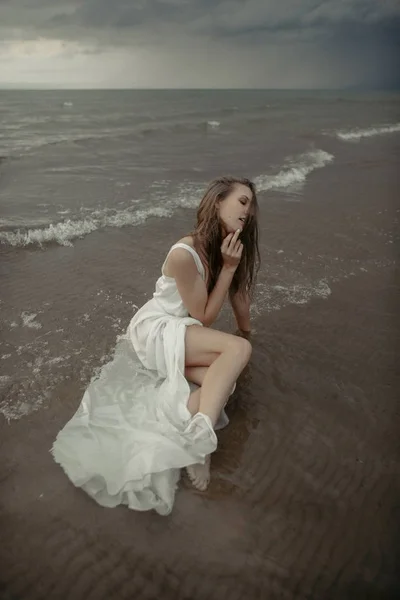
[
  {"x1": 185, "y1": 325, "x2": 251, "y2": 368},
  {"x1": 185, "y1": 325, "x2": 229, "y2": 366},
  {"x1": 227, "y1": 335, "x2": 252, "y2": 365}
]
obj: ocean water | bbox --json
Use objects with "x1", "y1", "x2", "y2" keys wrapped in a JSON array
[{"x1": 0, "y1": 89, "x2": 399, "y2": 420}]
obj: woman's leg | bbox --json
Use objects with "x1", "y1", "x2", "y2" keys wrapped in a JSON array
[
  {"x1": 185, "y1": 360, "x2": 217, "y2": 416},
  {"x1": 185, "y1": 365, "x2": 211, "y2": 387},
  {"x1": 185, "y1": 325, "x2": 252, "y2": 427},
  {"x1": 185, "y1": 365, "x2": 237, "y2": 416},
  {"x1": 184, "y1": 326, "x2": 250, "y2": 491}
]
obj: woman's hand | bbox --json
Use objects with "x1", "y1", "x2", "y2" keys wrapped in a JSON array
[
  {"x1": 221, "y1": 229, "x2": 243, "y2": 272},
  {"x1": 231, "y1": 290, "x2": 251, "y2": 333},
  {"x1": 235, "y1": 328, "x2": 251, "y2": 340}
]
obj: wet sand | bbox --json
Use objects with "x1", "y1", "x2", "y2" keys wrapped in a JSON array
[
  {"x1": 1, "y1": 265, "x2": 399, "y2": 600},
  {"x1": 1, "y1": 147, "x2": 400, "y2": 599}
]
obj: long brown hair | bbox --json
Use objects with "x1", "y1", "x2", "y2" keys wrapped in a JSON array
[{"x1": 189, "y1": 176, "x2": 260, "y2": 299}]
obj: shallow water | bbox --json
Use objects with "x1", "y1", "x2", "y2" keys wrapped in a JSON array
[{"x1": 1, "y1": 89, "x2": 399, "y2": 598}]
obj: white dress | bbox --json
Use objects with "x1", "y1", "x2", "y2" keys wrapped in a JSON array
[{"x1": 52, "y1": 243, "x2": 229, "y2": 516}]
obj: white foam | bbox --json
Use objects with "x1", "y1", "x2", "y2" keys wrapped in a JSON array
[
  {"x1": 1, "y1": 394, "x2": 47, "y2": 422},
  {"x1": 176, "y1": 181, "x2": 205, "y2": 208},
  {"x1": 252, "y1": 279, "x2": 332, "y2": 315},
  {"x1": 0, "y1": 150, "x2": 333, "y2": 249},
  {"x1": 207, "y1": 121, "x2": 220, "y2": 128},
  {"x1": 335, "y1": 123, "x2": 400, "y2": 141},
  {"x1": 21, "y1": 312, "x2": 42, "y2": 329},
  {"x1": 103, "y1": 206, "x2": 172, "y2": 228},
  {"x1": 7, "y1": 129, "x2": 125, "y2": 155},
  {"x1": 0, "y1": 205, "x2": 172, "y2": 248},
  {"x1": 0, "y1": 219, "x2": 98, "y2": 247},
  {"x1": 255, "y1": 150, "x2": 334, "y2": 192}
]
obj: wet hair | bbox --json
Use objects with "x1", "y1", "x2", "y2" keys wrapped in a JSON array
[{"x1": 189, "y1": 175, "x2": 260, "y2": 299}]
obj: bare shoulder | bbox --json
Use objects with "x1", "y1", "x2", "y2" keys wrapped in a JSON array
[
  {"x1": 170, "y1": 235, "x2": 195, "y2": 260},
  {"x1": 176, "y1": 235, "x2": 194, "y2": 248},
  {"x1": 168, "y1": 246, "x2": 196, "y2": 266},
  {"x1": 164, "y1": 236, "x2": 197, "y2": 277}
]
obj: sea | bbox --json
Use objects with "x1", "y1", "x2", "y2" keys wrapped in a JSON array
[
  {"x1": 1, "y1": 89, "x2": 400, "y2": 598},
  {"x1": 0, "y1": 89, "x2": 399, "y2": 422}
]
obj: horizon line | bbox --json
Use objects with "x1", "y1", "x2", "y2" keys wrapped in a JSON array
[{"x1": 0, "y1": 86, "x2": 399, "y2": 92}]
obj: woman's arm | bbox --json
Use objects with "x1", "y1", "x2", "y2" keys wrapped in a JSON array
[
  {"x1": 169, "y1": 250, "x2": 234, "y2": 327},
  {"x1": 168, "y1": 231, "x2": 242, "y2": 327},
  {"x1": 230, "y1": 290, "x2": 251, "y2": 334}
]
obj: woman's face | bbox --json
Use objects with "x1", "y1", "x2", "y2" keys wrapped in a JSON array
[{"x1": 218, "y1": 184, "x2": 252, "y2": 235}]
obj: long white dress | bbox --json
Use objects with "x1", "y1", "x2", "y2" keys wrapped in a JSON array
[{"x1": 52, "y1": 243, "x2": 229, "y2": 516}]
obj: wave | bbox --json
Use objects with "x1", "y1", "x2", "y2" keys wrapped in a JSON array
[
  {"x1": 6, "y1": 130, "x2": 121, "y2": 155},
  {"x1": 335, "y1": 123, "x2": 400, "y2": 141},
  {"x1": 255, "y1": 149, "x2": 334, "y2": 192},
  {"x1": 2, "y1": 106, "x2": 275, "y2": 158},
  {"x1": 0, "y1": 149, "x2": 334, "y2": 248},
  {"x1": 0, "y1": 206, "x2": 172, "y2": 248},
  {"x1": 3, "y1": 119, "x2": 222, "y2": 157},
  {"x1": 140, "y1": 119, "x2": 223, "y2": 136}
]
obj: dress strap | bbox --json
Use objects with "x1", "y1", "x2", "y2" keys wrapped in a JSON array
[{"x1": 162, "y1": 243, "x2": 205, "y2": 279}]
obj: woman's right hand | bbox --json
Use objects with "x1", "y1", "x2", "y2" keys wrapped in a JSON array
[{"x1": 221, "y1": 229, "x2": 243, "y2": 271}]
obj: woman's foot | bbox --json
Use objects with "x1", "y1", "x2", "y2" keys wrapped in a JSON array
[{"x1": 186, "y1": 454, "x2": 211, "y2": 491}]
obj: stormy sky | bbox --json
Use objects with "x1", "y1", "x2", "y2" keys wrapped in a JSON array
[{"x1": 0, "y1": 0, "x2": 399, "y2": 89}]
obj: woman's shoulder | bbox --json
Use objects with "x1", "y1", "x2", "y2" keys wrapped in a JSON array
[
  {"x1": 173, "y1": 235, "x2": 194, "y2": 248},
  {"x1": 163, "y1": 235, "x2": 199, "y2": 277},
  {"x1": 167, "y1": 235, "x2": 208, "y2": 282}
]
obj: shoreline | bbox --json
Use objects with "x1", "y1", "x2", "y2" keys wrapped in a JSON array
[{"x1": 1, "y1": 267, "x2": 399, "y2": 599}]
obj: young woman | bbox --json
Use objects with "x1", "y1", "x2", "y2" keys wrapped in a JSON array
[{"x1": 52, "y1": 176, "x2": 260, "y2": 516}]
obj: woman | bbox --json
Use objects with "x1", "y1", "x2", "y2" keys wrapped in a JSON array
[{"x1": 52, "y1": 176, "x2": 260, "y2": 516}]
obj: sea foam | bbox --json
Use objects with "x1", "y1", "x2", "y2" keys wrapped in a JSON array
[
  {"x1": 335, "y1": 123, "x2": 400, "y2": 141},
  {"x1": 0, "y1": 150, "x2": 334, "y2": 248},
  {"x1": 0, "y1": 206, "x2": 172, "y2": 248},
  {"x1": 255, "y1": 149, "x2": 334, "y2": 192}
]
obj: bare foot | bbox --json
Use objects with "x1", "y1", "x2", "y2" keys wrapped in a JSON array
[{"x1": 186, "y1": 454, "x2": 211, "y2": 491}]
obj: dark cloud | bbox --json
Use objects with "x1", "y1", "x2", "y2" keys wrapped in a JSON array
[
  {"x1": 42, "y1": 0, "x2": 400, "y2": 34},
  {"x1": 0, "y1": 0, "x2": 399, "y2": 88},
  {"x1": 3, "y1": 0, "x2": 399, "y2": 37}
]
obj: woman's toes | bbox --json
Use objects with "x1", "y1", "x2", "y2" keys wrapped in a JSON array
[{"x1": 186, "y1": 455, "x2": 211, "y2": 491}]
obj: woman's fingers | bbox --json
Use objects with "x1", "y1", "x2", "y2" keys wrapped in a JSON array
[
  {"x1": 221, "y1": 232, "x2": 234, "y2": 251},
  {"x1": 232, "y1": 237, "x2": 240, "y2": 251},
  {"x1": 224, "y1": 229, "x2": 241, "y2": 252},
  {"x1": 230, "y1": 229, "x2": 241, "y2": 248},
  {"x1": 221, "y1": 230, "x2": 243, "y2": 267}
]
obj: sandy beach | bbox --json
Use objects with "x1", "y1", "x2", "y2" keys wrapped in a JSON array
[
  {"x1": 1, "y1": 89, "x2": 399, "y2": 599},
  {"x1": 1, "y1": 266, "x2": 399, "y2": 599}
]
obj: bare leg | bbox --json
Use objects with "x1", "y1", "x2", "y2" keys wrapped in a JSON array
[
  {"x1": 185, "y1": 326, "x2": 251, "y2": 427},
  {"x1": 186, "y1": 382, "x2": 235, "y2": 491},
  {"x1": 185, "y1": 365, "x2": 236, "y2": 416},
  {"x1": 185, "y1": 365, "x2": 210, "y2": 387},
  {"x1": 184, "y1": 327, "x2": 251, "y2": 491},
  {"x1": 185, "y1": 366, "x2": 208, "y2": 417},
  {"x1": 187, "y1": 387, "x2": 201, "y2": 416}
]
